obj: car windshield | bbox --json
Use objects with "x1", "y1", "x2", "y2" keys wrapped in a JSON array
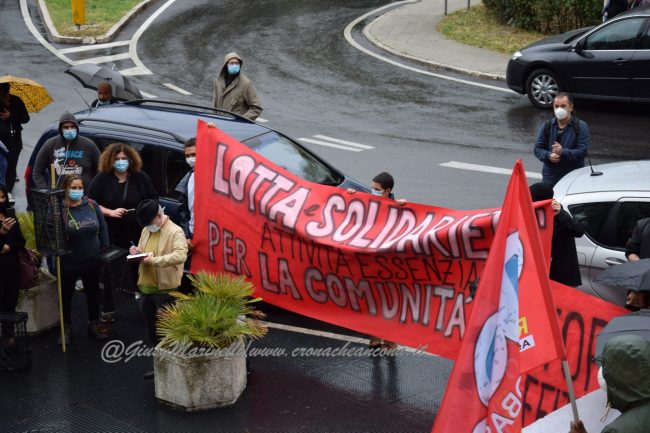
[{"x1": 243, "y1": 132, "x2": 342, "y2": 186}]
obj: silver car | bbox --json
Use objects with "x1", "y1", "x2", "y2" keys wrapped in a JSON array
[{"x1": 553, "y1": 160, "x2": 650, "y2": 305}]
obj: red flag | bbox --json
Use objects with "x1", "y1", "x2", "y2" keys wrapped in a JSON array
[{"x1": 431, "y1": 161, "x2": 566, "y2": 433}]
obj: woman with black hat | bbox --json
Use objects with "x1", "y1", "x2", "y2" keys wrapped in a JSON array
[{"x1": 130, "y1": 199, "x2": 187, "y2": 362}]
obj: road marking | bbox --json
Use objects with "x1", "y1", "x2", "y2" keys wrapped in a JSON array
[
  {"x1": 20, "y1": 0, "x2": 73, "y2": 65},
  {"x1": 256, "y1": 117, "x2": 269, "y2": 123},
  {"x1": 162, "y1": 82, "x2": 193, "y2": 95},
  {"x1": 58, "y1": 40, "x2": 130, "y2": 54},
  {"x1": 140, "y1": 91, "x2": 158, "y2": 99},
  {"x1": 298, "y1": 137, "x2": 364, "y2": 152},
  {"x1": 440, "y1": 161, "x2": 542, "y2": 179},
  {"x1": 343, "y1": 1, "x2": 512, "y2": 93},
  {"x1": 79, "y1": 52, "x2": 132, "y2": 64},
  {"x1": 313, "y1": 134, "x2": 374, "y2": 150},
  {"x1": 129, "y1": 0, "x2": 177, "y2": 75},
  {"x1": 262, "y1": 321, "x2": 435, "y2": 356}
]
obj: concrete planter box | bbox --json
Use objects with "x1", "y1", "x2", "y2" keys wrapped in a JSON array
[
  {"x1": 16, "y1": 271, "x2": 59, "y2": 335},
  {"x1": 154, "y1": 338, "x2": 247, "y2": 411}
]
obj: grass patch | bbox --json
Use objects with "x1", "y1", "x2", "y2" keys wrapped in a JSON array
[
  {"x1": 437, "y1": 5, "x2": 548, "y2": 55},
  {"x1": 43, "y1": 0, "x2": 144, "y2": 37}
]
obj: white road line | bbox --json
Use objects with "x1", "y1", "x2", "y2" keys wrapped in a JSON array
[
  {"x1": 313, "y1": 134, "x2": 374, "y2": 150},
  {"x1": 262, "y1": 321, "x2": 435, "y2": 356},
  {"x1": 140, "y1": 91, "x2": 158, "y2": 99},
  {"x1": 58, "y1": 40, "x2": 130, "y2": 54},
  {"x1": 440, "y1": 161, "x2": 542, "y2": 179},
  {"x1": 256, "y1": 117, "x2": 269, "y2": 123},
  {"x1": 298, "y1": 137, "x2": 364, "y2": 152},
  {"x1": 162, "y1": 82, "x2": 193, "y2": 95},
  {"x1": 343, "y1": 1, "x2": 511, "y2": 93},
  {"x1": 79, "y1": 52, "x2": 132, "y2": 64},
  {"x1": 20, "y1": 0, "x2": 73, "y2": 65},
  {"x1": 129, "y1": 0, "x2": 177, "y2": 75}
]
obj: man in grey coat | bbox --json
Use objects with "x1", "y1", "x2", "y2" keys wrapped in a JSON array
[
  {"x1": 32, "y1": 111, "x2": 100, "y2": 189},
  {"x1": 212, "y1": 52, "x2": 263, "y2": 121}
]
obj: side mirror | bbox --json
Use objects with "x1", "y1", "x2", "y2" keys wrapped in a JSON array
[{"x1": 573, "y1": 38, "x2": 585, "y2": 52}]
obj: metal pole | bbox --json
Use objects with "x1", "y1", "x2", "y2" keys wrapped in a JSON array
[
  {"x1": 467, "y1": 0, "x2": 470, "y2": 11},
  {"x1": 51, "y1": 163, "x2": 66, "y2": 353},
  {"x1": 561, "y1": 359, "x2": 580, "y2": 423},
  {"x1": 444, "y1": 0, "x2": 448, "y2": 16}
]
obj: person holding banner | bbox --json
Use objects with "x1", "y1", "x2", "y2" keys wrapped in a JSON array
[
  {"x1": 130, "y1": 199, "x2": 187, "y2": 377},
  {"x1": 568, "y1": 334, "x2": 650, "y2": 433}
]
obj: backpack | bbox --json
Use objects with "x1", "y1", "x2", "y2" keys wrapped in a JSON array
[{"x1": 543, "y1": 117, "x2": 580, "y2": 144}]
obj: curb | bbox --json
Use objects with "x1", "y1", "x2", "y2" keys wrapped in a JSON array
[
  {"x1": 37, "y1": 0, "x2": 155, "y2": 45},
  {"x1": 362, "y1": 7, "x2": 507, "y2": 82}
]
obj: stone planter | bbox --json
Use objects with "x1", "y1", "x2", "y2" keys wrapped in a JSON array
[
  {"x1": 16, "y1": 270, "x2": 59, "y2": 335},
  {"x1": 154, "y1": 338, "x2": 247, "y2": 411}
]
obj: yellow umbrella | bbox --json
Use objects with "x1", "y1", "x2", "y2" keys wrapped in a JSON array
[{"x1": 0, "y1": 75, "x2": 53, "y2": 113}]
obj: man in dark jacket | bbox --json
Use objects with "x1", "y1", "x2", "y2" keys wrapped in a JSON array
[
  {"x1": 0, "y1": 82, "x2": 30, "y2": 192},
  {"x1": 569, "y1": 334, "x2": 650, "y2": 433},
  {"x1": 32, "y1": 111, "x2": 100, "y2": 190},
  {"x1": 533, "y1": 93, "x2": 590, "y2": 186},
  {"x1": 530, "y1": 182, "x2": 585, "y2": 286},
  {"x1": 626, "y1": 217, "x2": 650, "y2": 262},
  {"x1": 212, "y1": 52, "x2": 263, "y2": 121},
  {"x1": 90, "y1": 81, "x2": 120, "y2": 108}
]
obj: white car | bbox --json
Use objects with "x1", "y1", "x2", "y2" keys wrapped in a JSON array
[{"x1": 553, "y1": 160, "x2": 650, "y2": 305}]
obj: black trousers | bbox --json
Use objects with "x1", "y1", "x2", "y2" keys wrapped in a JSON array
[
  {"x1": 0, "y1": 271, "x2": 20, "y2": 337},
  {"x1": 5, "y1": 138, "x2": 22, "y2": 192},
  {"x1": 138, "y1": 293, "x2": 174, "y2": 345},
  {"x1": 60, "y1": 270, "x2": 101, "y2": 324}
]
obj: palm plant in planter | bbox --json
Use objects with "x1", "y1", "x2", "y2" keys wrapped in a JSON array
[{"x1": 154, "y1": 271, "x2": 267, "y2": 411}]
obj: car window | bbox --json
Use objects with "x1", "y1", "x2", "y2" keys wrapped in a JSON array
[
  {"x1": 613, "y1": 201, "x2": 650, "y2": 248},
  {"x1": 161, "y1": 148, "x2": 188, "y2": 201},
  {"x1": 584, "y1": 18, "x2": 645, "y2": 50},
  {"x1": 243, "y1": 132, "x2": 342, "y2": 186},
  {"x1": 640, "y1": 22, "x2": 650, "y2": 49},
  {"x1": 568, "y1": 202, "x2": 616, "y2": 246}
]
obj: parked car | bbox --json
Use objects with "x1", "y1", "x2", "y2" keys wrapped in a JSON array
[
  {"x1": 553, "y1": 160, "x2": 650, "y2": 305},
  {"x1": 506, "y1": 9, "x2": 650, "y2": 108},
  {"x1": 25, "y1": 100, "x2": 367, "y2": 221}
]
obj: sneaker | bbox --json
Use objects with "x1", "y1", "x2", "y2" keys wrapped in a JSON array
[
  {"x1": 87, "y1": 320, "x2": 110, "y2": 340},
  {"x1": 75, "y1": 279, "x2": 84, "y2": 292},
  {"x1": 100, "y1": 311, "x2": 115, "y2": 324},
  {"x1": 57, "y1": 327, "x2": 71, "y2": 346}
]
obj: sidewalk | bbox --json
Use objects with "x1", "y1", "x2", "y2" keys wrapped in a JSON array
[{"x1": 364, "y1": 0, "x2": 510, "y2": 81}]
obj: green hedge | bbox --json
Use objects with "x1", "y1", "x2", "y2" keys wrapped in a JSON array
[{"x1": 483, "y1": 0, "x2": 602, "y2": 33}]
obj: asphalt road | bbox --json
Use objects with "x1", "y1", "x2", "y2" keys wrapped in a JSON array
[{"x1": 3, "y1": 0, "x2": 650, "y2": 212}]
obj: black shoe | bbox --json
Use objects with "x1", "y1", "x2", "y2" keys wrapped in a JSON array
[
  {"x1": 87, "y1": 320, "x2": 110, "y2": 340},
  {"x1": 142, "y1": 370, "x2": 154, "y2": 379}
]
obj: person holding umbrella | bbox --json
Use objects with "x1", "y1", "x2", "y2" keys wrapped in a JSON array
[
  {"x1": 90, "y1": 81, "x2": 120, "y2": 108},
  {"x1": 0, "y1": 82, "x2": 29, "y2": 192}
]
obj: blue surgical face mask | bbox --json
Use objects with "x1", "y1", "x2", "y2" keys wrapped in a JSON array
[
  {"x1": 113, "y1": 159, "x2": 129, "y2": 173},
  {"x1": 371, "y1": 189, "x2": 383, "y2": 197},
  {"x1": 227, "y1": 63, "x2": 241, "y2": 75},
  {"x1": 97, "y1": 99, "x2": 110, "y2": 106},
  {"x1": 68, "y1": 189, "x2": 83, "y2": 201},
  {"x1": 62, "y1": 129, "x2": 77, "y2": 141}
]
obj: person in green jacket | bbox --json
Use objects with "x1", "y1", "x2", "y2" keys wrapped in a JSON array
[{"x1": 569, "y1": 334, "x2": 650, "y2": 433}]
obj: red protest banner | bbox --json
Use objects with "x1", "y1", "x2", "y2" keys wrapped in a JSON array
[
  {"x1": 431, "y1": 161, "x2": 566, "y2": 433},
  {"x1": 191, "y1": 122, "x2": 553, "y2": 359}
]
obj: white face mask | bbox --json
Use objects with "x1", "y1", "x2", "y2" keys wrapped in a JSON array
[
  {"x1": 186, "y1": 157, "x2": 196, "y2": 168},
  {"x1": 146, "y1": 224, "x2": 161, "y2": 233},
  {"x1": 597, "y1": 366, "x2": 607, "y2": 393},
  {"x1": 554, "y1": 107, "x2": 569, "y2": 120}
]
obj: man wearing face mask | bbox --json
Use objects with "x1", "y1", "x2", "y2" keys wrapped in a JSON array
[
  {"x1": 176, "y1": 137, "x2": 196, "y2": 250},
  {"x1": 90, "y1": 81, "x2": 119, "y2": 108},
  {"x1": 130, "y1": 199, "x2": 187, "y2": 377},
  {"x1": 32, "y1": 111, "x2": 100, "y2": 190},
  {"x1": 534, "y1": 92, "x2": 591, "y2": 186},
  {"x1": 568, "y1": 334, "x2": 650, "y2": 433},
  {"x1": 212, "y1": 52, "x2": 263, "y2": 121}
]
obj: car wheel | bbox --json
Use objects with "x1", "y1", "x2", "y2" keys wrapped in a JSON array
[{"x1": 525, "y1": 69, "x2": 560, "y2": 109}]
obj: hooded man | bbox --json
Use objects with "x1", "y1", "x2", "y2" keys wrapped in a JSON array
[
  {"x1": 0, "y1": 82, "x2": 30, "y2": 192},
  {"x1": 90, "y1": 81, "x2": 119, "y2": 108},
  {"x1": 211, "y1": 52, "x2": 263, "y2": 121},
  {"x1": 569, "y1": 334, "x2": 650, "y2": 433},
  {"x1": 32, "y1": 111, "x2": 100, "y2": 190}
]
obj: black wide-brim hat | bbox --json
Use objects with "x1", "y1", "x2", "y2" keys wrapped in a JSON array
[{"x1": 135, "y1": 199, "x2": 160, "y2": 227}]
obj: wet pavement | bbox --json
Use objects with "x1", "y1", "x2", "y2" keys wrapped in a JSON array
[{"x1": 2, "y1": 293, "x2": 452, "y2": 433}]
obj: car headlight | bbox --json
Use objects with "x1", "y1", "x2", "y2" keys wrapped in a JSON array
[{"x1": 511, "y1": 50, "x2": 523, "y2": 60}]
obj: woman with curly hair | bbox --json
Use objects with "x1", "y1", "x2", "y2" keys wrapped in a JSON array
[{"x1": 88, "y1": 143, "x2": 157, "y2": 315}]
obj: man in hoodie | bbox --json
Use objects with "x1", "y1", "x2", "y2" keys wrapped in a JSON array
[
  {"x1": 568, "y1": 334, "x2": 650, "y2": 433},
  {"x1": 32, "y1": 111, "x2": 100, "y2": 190},
  {"x1": 212, "y1": 52, "x2": 263, "y2": 121}
]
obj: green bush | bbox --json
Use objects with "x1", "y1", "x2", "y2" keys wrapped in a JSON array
[{"x1": 483, "y1": 0, "x2": 602, "y2": 33}]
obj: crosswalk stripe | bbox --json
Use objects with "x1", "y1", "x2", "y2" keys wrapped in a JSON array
[
  {"x1": 298, "y1": 138, "x2": 364, "y2": 152},
  {"x1": 58, "y1": 40, "x2": 130, "y2": 54},
  {"x1": 440, "y1": 161, "x2": 542, "y2": 179},
  {"x1": 162, "y1": 82, "x2": 192, "y2": 95},
  {"x1": 76, "y1": 52, "x2": 132, "y2": 64},
  {"x1": 313, "y1": 134, "x2": 374, "y2": 150},
  {"x1": 256, "y1": 117, "x2": 269, "y2": 123},
  {"x1": 140, "y1": 91, "x2": 157, "y2": 99}
]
